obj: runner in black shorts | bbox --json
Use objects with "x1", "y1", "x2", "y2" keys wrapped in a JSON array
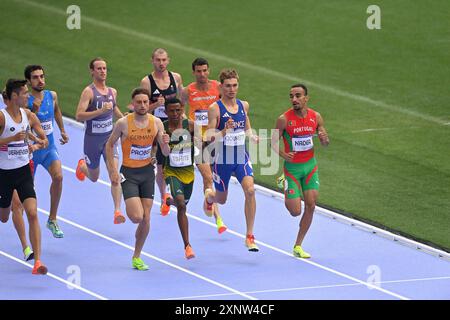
[
  {"x1": 138, "y1": 48, "x2": 184, "y2": 215},
  {"x1": 105, "y1": 87, "x2": 170, "y2": 271},
  {"x1": 0, "y1": 79, "x2": 49, "y2": 275}
]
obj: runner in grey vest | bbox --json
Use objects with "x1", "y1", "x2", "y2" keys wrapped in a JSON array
[{"x1": 75, "y1": 58, "x2": 126, "y2": 225}]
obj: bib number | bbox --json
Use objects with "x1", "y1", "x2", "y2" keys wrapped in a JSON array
[
  {"x1": 194, "y1": 110, "x2": 208, "y2": 126},
  {"x1": 92, "y1": 119, "x2": 113, "y2": 134},
  {"x1": 40, "y1": 120, "x2": 53, "y2": 135},
  {"x1": 292, "y1": 135, "x2": 313, "y2": 152},
  {"x1": 130, "y1": 144, "x2": 152, "y2": 161},
  {"x1": 8, "y1": 142, "x2": 29, "y2": 159},
  {"x1": 224, "y1": 131, "x2": 246, "y2": 146},
  {"x1": 169, "y1": 150, "x2": 192, "y2": 167}
]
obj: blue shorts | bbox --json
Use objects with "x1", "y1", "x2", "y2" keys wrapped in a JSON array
[
  {"x1": 32, "y1": 145, "x2": 60, "y2": 173},
  {"x1": 212, "y1": 153, "x2": 253, "y2": 192}
]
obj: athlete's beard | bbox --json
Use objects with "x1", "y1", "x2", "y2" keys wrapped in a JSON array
[
  {"x1": 33, "y1": 86, "x2": 44, "y2": 92},
  {"x1": 135, "y1": 109, "x2": 148, "y2": 116}
]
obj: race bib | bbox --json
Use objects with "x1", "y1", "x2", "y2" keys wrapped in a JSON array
[
  {"x1": 8, "y1": 142, "x2": 29, "y2": 159},
  {"x1": 92, "y1": 119, "x2": 113, "y2": 134},
  {"x1": 224, "y1": 130, "x2": 246, "y2": 146},
  {"x1": 154, "y1": 106, "x2": 167, "y2": 118},
  {"x1": 169, "y1": 149, "x2": 192, "y2": 167},
  {"x1": 194, "y1": 110, "x2": 208, "y2": 126},
  {"x1": 40, "y1": 120, "x2": 53, "y2": 135},
  {"x1": 130, "y1": 144, "x2": 152, "y2": 161},
  {"x1": 292, "y1": 135, "x2": 314, "y2": 152}
]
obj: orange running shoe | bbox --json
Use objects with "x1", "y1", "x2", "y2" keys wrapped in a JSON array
[
  {"x1": 32, "y1": 260, "x2": 48, "y2": 275},
  {"x1": 245, "y1": 234, "x2": 259, "y2": 252},
  {"x1": 114, "y1": 211, "x2": 126, "y2": 224},
  {"x1": 160, "y1": 193, "x2": 171, "y2": 216},
  {"x1": 185, "y1": 245, "x2": 195, "y2": 259},
  {"x1": 76, "y1": 158, "x2": 86, "y2": 181}
]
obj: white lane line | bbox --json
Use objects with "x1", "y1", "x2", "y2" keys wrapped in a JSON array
[
  {"x1": 0, "y1": 249, "x2": 108, "y2": 300},
  {"x1": 36, "y1": 208, "x2": 257, "y2": 300},
  {"x1": 162, "y1": 275, "x2": 450, "y2": 300},
  {"x1": 60, "y1": 165, "x2": 409, "y2": 300},
  {"x1": 13, "y1": 0, "x2": 447, "y2": 126}
]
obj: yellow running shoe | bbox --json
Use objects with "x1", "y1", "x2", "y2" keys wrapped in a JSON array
[
  {"x1": 245, "y1": 234, "x2": 259, "y2": 252},
  {"x1": 132, "y1": 257, "x2": 149, "y2": 271},
  {"x1": 293, "y1": 245, "x2": 311, "y2": 259},
  {"x1": 216, "y1": 216, "x2": 227, "y2": 234}
]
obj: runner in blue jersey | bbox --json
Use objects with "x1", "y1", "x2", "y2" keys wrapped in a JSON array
[
  {"x1": 204, "y1": 69, "x2": 261, "y2": 252},
  {"x1": 75, "y1": 57, "x2": 125, "y2": 224},
  {"x1": 22, "y1": 65, "x2": 69, "y2": 238}
]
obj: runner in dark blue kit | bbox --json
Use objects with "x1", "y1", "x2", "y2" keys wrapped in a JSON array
[{"x1": 204, "y1": 69, "x2": 260, "y2": 252}]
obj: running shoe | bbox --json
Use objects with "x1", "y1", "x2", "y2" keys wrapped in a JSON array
[
  {"x1": 276, "y1": 173, "x2": 285, "y2": 189},
  {"x1": 113, "y1": 211, "x2": 126, "y2": 224},
  {"x1": 293, "y1": 245, "x2": 311, "y2": 259},
  {"x1": 32, "y1": 260, "x2": 48, "y2": 275},
  {"x1": 216, "y1": 216, "x2": 227, "y2": 234},
  {"x1": 132, "y1": 257, "x2": 149, "y2": 271},
  {"x1": 75, "y1": 158, "x2": 86, "y2": 181},
  {"x1": 47, "y1": 219, "x2": 64, "y2": 238},
  {"x1": 185, "y1": 245, "x2": 195, "y2": 259},
  {"x1": 160, "y1": 193, "x2": 171, "y2": 216},
  {"x1": 23, "y1": 246, "x2": 34, "y2": 261},
  {"x1": 203, "y1": 188, "x2": 214, "y2": 217},
  {"x1": 245, "y1": 234, "x2": 259, "y2": 252}
]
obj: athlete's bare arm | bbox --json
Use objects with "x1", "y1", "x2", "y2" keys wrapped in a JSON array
[
  {"x1": 111, "y1": 88, "x2": 124, "y2": 120},
  {"x1": 316, "y1": 112, "x2": 329, "y2": 146},
  {"x1": 242, "y1": 101, "x2": 259, "y2": 144},
  {"x1": 105, "y1": 117, "x2": 126, "y2": 185},
  {"x1": 75, "y1": 87, "x2": 111, "y2": 122},
  {"x1": 173, "y1": 72, "x2": 184, "y2": 97},
  {"x1": 271, "y1": 114, "x2": 294, "y2": 162},
  {"x1": 180, "y1": 86, "x2": 189, "y2": 106},
  {"x1": 155, "y1": 117, "x2": 170, "y2": 156},
  {"x1": 26, "y1": 109, "x2": 48, "y2": 152},
  {"x1": 52, "y1": 91, "x2": 69, "y2": 145}
]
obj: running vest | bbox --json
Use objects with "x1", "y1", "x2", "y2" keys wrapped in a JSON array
[
  {"x1": 121, "y1": 113, "x2": 156, "y2": 168},
  {"x1": 0, "y1": 108, "x2": 30, "y2": 170},
  {"x1": 187, "y1": 80, "x2": 220, "y2": 127},
  {"x1": 282, "y1": 108, "x2": 318, "y2": 163},
  {"x1": 215, "y1": 99, "x2": 247, "y2": 164},
  {"x1": 28, "y1": 90, "x2": 55, "y2": 146},
  {"x1": 148, "y1": 72, "x2": 177, "y2": 120},
  {"x1": 85, "y1": 84, "x2": 115, "y2": 136},
  {"x1": 163, "y1": 119, "x2": 194, "y2": 184}
]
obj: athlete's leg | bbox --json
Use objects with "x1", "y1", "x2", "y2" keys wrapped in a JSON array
[
  {"x1": 295, "y1": 189, "x2": 318, "y2": 246},
  {"x1": 111, "y1": 157, "x2": 122, "y2": 213},
  {"x1": 174, "y1": 194, "x2": 190, "y2": 247},
  {"x1": 46, "y1": 160, "x2": 63, "y2": 221},
  {"x1": 156, "y1": 164, "x2": 167, "y2": 198},
  {"x1": 197, "y1": 163, "x2": 223, "y2": 222},
  {"x1": 11, "y1": 191, "x2": 28, "y2": 250},
  {"x1": 125, "y1": 197, "x2": 152, "y2": 259},
  {"x1": 240, "y1": 176, "x2": 256, "y2": 236},
  {"x1": 22, "y1": 198, "x2": 41, "y2": 261}
]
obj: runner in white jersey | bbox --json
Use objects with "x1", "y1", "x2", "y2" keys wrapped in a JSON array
[{"x1": 0, "y1": 79, "x2": 49, "y2": 275}]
